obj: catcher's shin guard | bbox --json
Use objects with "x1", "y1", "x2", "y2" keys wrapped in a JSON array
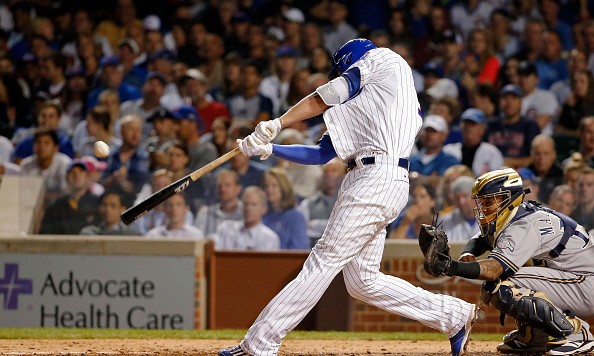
[{"x1": 480, "y1": 281, "x2": 578, "y2": 340}]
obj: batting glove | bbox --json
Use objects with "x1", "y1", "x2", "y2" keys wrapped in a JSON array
[
  {"x1": 237, "y1": 137, "x2": 273, "y2": 160},
  {"x1": 253, "y1": 118, "x2": 282, "y2": 143}
]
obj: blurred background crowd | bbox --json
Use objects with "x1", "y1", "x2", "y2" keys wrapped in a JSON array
[{"x1": 1, "y1": 0, "x2": 594, "y2": 249}]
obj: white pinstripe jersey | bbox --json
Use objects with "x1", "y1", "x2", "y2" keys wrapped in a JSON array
[{"x1": 321, "y1": 47, "x2": 422, "y2": 160}]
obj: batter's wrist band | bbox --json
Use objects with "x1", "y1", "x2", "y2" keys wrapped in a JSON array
[{"x1": 447, "y1": 260, "x2": 480, "y2": 279}]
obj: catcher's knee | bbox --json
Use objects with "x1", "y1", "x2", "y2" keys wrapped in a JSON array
[{"x1": 480, "y1": 280, "x2": 577, "y2": 339}]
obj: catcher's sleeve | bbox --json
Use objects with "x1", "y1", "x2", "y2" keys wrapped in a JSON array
[{"x1": 461, "y1": 233, "x2": 491, "y2": 257}]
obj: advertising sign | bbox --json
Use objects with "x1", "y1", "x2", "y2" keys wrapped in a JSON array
[{"x1": 0, "y1": 253, "x2": 195, "y2": 329}]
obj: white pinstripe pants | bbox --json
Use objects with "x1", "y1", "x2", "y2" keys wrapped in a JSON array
[{"x1": 241, "y1": 160, "x2": 473, "y2": 355}]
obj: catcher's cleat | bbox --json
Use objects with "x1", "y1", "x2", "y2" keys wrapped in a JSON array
[
  {"x1": 219, "y1": 345, "x2": 251, "y2": 356},
  {"x1": 450, "y1": 304, "x2": 476, "y2": 356},
  {"x1": 548, "y1": 340, "x2": 594, "y2": 355},
  {"x1": 496, "y1": 327, "x2": 565, "y2": 354}
]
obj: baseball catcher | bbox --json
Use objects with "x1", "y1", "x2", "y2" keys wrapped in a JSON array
[{"x1": 425, "y1": 168, "x2": 594, "y2": 356}]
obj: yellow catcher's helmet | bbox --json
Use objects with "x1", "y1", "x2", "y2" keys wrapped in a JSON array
[{"x1": 471, "y1": 168, "x2": 525, "y2": 247}]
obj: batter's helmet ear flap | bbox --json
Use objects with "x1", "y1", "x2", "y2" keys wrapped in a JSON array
[{"x1": 328, "y1": 38, "x2": 376, "y2": 79}]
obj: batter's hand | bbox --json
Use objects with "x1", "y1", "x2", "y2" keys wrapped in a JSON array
[
  {"x1": 253, "y1": 118, "x2": 282, "y2": 143},
  {"x1": 237, "y1": 137, "x2": 273, "y2": 160}
]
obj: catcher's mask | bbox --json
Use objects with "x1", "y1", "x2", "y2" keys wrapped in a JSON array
[
  {"x1": 328, "y1": 38, "x2": 376, "y2": 79},
  {"x1": 471, "y1": 168, "x2": 526, "y2": 247}
]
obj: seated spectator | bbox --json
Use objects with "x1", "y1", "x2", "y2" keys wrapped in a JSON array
[
  {"x1": 220, "y1": 127, "x2": 267, "y2": 189},
  {"x1": 437, "y1": 176, "x2": 479, "y2": 241},
  {"x1": 80, "y1": 190, "x2": 140, "y2": 235},
  {"x1": 527, "y1": 135, "x2": 564, "y2": 203},
  {"x1": 518, "y1": 61, "x2": 559, "y2": 134},
  {"x1": 298, "y1": 158, "x2": 346, "y2": 246},
  {"x1": 274, "y1": 129, "x2": 323, "y2": 199},
  {"x1": 576, "y1": 117, "x2": 594, "y2": 168},
  {"x1": 86, "y1": 55, "x2": 142, "y2": 109},
  {"x1": 486, "y1": 84, "x2": 540, "y2": 168},
  {"x1": 557, "y1": 70, "x2": 594, "y2": 135},
  {"x1": 428, "y1": 97, "x2": 462, "y2": 145},
  {"x1": 444, "y1": 108, "x2": 504, "y2": 177},
  {"x1": 262, "y1": 168, "x2": 309, "y2": 250},
  {"x1": 467, "y1": 28, "x2": 501, "y2": 85},
  {"x1": 535, "y1": 30, "x2": 569, "y2": 90},
  {"x1": 77, "y1": 106, "x2": 121, "y2": 158},
  {"x1": 194, "y1": 169, "x2": 243, "y2": 238},
  {"x1": 572, "y1": 167, "x2": 594, "y2": 231},
  {"x1": 102, "y1": 114, "x2": 149, "y2": 193},
  {"x1": 547, "y1": 184, "x2": 577, "y2": 217},
  {"x1": 80, "y1": 156, "x2": 107, "y2": 197},
  {"x1": 563, "y1": 153, "x2": 587, "y2": 193},
  {"x1": 73, "y1": 90, "x2": 120, "y2": 155},
  {"x1": 20, "y1": 128, "x2": 71, "y2": 202},
  {"x1": 118, "y1": 71, "x2": 167, "y2": 140},
  {"x1": 204, "y1": 117, "x2": 231, "y2": 157},
  {"x1": 225, "y1": 60, "x2": 273, "y2": 127},
  {"x1": 550, "y1": 49, "x2": 587, "y2": 107},
  {"x1": 409, "y1": 115, "x2": 460, "y2": 185},
  {"x1": 214, "y1": 186, "x2": 280, "y2": 251},
  {"x1": 389, "y1": 183, "x2": 437, "y2": 240},
  {"x1": 437, "y1": 164, "x2": 474, "y2": 214},
  {"x1": 145, "y1": 193, "x2": 204, "y2": 238},
  {"x1": 39, "y1": 159, "x2": 100, "y2": 234},
  {"x1": 144, "y1": 108, "x2": 177, "y2": 170},
  {"x1": 174, "y1": 105, "x2": 217, "y2": 171},
  {"x1": 518, "y1": 167, "x2": 541, "y2": 203},
  {"x1": 182, "y1": 68, "x2": 230, "y2": 134},
  {"x1": 12, "y1": 100, "x2": 74, "y2": 164}
]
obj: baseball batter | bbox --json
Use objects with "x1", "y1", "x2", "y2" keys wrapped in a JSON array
[
  {"x1": 436, "y1": 168, "x2": 594, "y2": 355},
  {"x1": 219, "y1": 38, "x2": 475, "y2": 356}
]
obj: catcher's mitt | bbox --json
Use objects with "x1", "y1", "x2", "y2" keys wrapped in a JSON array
[{"x1": 419, "y1": 220, "x2": 452, "y2": 277}]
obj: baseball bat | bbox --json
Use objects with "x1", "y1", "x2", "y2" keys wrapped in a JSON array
[{"x1": 121, "y1": 147, "x2": 241, "y2": 225}]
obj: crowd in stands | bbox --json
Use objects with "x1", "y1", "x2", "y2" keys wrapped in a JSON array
[{"x1": 1, "y1": 0, "x2": 594, "y2": 250}]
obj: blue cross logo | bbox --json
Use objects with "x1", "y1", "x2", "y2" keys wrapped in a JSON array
[{"x1": 0, "y1": 263, "x2": 33, "y2": 310}]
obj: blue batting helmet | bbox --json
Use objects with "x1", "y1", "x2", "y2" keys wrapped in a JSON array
[{"x1": 329, "y1": 38, "x2": 376, "y2": 79}]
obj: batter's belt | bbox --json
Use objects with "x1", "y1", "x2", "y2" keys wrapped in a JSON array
[{"x1": 346, "y1": 155, "x2": 410, "y2": 171}]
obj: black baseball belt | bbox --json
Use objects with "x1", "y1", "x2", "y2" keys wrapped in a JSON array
[{"x1": 346, "y1": 157, "x2": 410, "y2": 171}]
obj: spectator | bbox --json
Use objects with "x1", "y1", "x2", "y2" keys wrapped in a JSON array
[
  {"x1": 486, "y1": 84, "x2": 540, "y2": 168},
  {"x1": 444, "y1": 108, "x2": 504, "y2": 177},
  {"x1": 428, "y1": 96, "x2": 462, "y2": 145},
  {"x1": 535, "y1": 30, "x2": 569, "y2": 90},
  {"x1": 61, "y1": 9, "x2": 113, "y2": 68},
  {"x1": 95, "y1": 0, "x2": 143, "y2": 52},
  {"x1": 182, "y1": 68, "x2": 230, "y2": 134},
  {"x1": 322, "y1": 0, "x2": 358, "y2": 54},
  {"x1": 281, "y1": 8, "x2": 304, "y2": 51},
  {"x1": 298, "y1": 158, "x2": 346, "y2": 246},
  {"x1": 144, "y1": 107, "x2": 177, "y2": 170},
  {"x1": 0, "y1": 156, "x2": 20, "y2": 176},
  {"x1": 517, "y1": 17, "x2": 545, "y2": 62},
  {"x1": 39, "y1": 159, "x2": 100, "y2": 234},
  {"x1": 435, "y1": 30, "x2": 464, "y2": 83},
  {"x1": 12, "y1": 100, "x2": 74, "y2": 164},
  {"x1": 39, "y1": 52, "x2": 67, "y2": 101},
  {"x1": 518, "y1": 167, "x2": 541, "y2": 203},
  {"x1": 527, "y1": 135, "x2": 564, "y2": 203},
  {"x1": 437, "y1": 176, "x2": 479, "y2": 241},
  {"x1": 199, "y1": 33, "x2": 226, "y2": 91},
  {"x1": 449, "y1": 0, "x2": 493, "y2": 40},
  {"x1": 467, "y1": 28, "x2": 501, "y2": 85},
  {"x1": 62, "y1": 68, "x2": 90, "y2": 135},
  {"x1": 518, "y1": 60, "x2": 559, "y2": 134},
  {"x1": 86, "y1": 55, "x2": 141, "y2": 109},
  {"x1": 563, "y1": 153, "x2": 588, "y2": 193},
  {"x1": 146, "y1": 193, "x2": 204, "y2": 238},
  {"x1": 260, "y1": 46, "x2": 298, "y2": 118},
  {"x1": 77, "y1": 106, "x2": 121, "y2": 158},
  {"x1": 437, "y1": 164, "x2": 474, "y2": 214},
  {"x1": 539, "y1": 0, "x2": 574, "y2": 51},
  {"x1": 573, "y1": 167, "x2": 594, "y2": 231},
  {"x1": 389, "y1": 183, "x2": 437, "y2": 240},
  {"x1": 73, "y1": 90, "x2": 121, "y2": 156},
  {"x1": 577, "y1": 117, "x2": 594, "y2": 167},
  {"x1": 194, "y1": 169, "x2": 243, "y2": 238},
  {"x1": 102, "y1": 114, "x2": 149, "y2": 193},
  {"x1": 80, "y1": 190, "x2": 140, "y2": 235},
  {"x1": 550, "y1": 48, "x2": 588, "y2": 107},
  {"x1": 470, "y1": 84, "x2": 498, "y2": 119},
  {"x1": 262, "y1": 167, "x2": 309, "y2": 250},
  {"x1": 174, "y1": 105, "x2": 217, "y2": 171},
  {"x1": 220, "y1": 128, "x2": 267, "y2": 188},
  {"x1": 80, "y1": 156, "x2": 107, "y2": 197},
  {"x1": 118, "y1": 71, "x2": 166, "y2": 140},
  {"x1": 547, "y1": 184, "x2": 577, "y2": 217},
  {"x1": 489, "y1": 9, "x2": 521, "y2": 60},
  {"x1": 409, "y1": 115, "x2": 460, "y2": 185},
  {"x1": 207, "y1": 117, "x2": 231, "y2": 157},
  {"x1": 557, "y1": 70, "x2": 594, "y2": 134},
  {"x1": 20, "y1": 128, "x2": 71, "y2": 201},
  {"x1": 116, "y1": 38, "x2": 147, "y2": 89},
  {"x1": 214, "y1": 186, "x2": 280, "y2": 251},
  {"x1": 226, "y1": 60, "x2": 273, "y2": 126}
]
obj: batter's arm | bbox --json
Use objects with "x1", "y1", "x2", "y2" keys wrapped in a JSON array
[{"x1": 278, "y1": 92, "x2": 329, "y2": 129}]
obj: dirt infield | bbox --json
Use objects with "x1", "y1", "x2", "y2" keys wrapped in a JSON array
[{"x1": 0, "y1": 339, "x2": 503, "y2": 355}]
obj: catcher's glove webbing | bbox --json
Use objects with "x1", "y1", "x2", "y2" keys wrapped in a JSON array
[{"x1": 418, "y1": 211, "x2": 452, "y2": 277}]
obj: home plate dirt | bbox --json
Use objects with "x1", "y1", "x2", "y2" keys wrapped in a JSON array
[{"x1": 0, "y1": 339, "x2": 502, "y2": 355}]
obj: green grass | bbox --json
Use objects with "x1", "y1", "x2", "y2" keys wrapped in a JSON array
[{"x1": 0, "y1": 328, "x2": 503, "y2": 341}]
